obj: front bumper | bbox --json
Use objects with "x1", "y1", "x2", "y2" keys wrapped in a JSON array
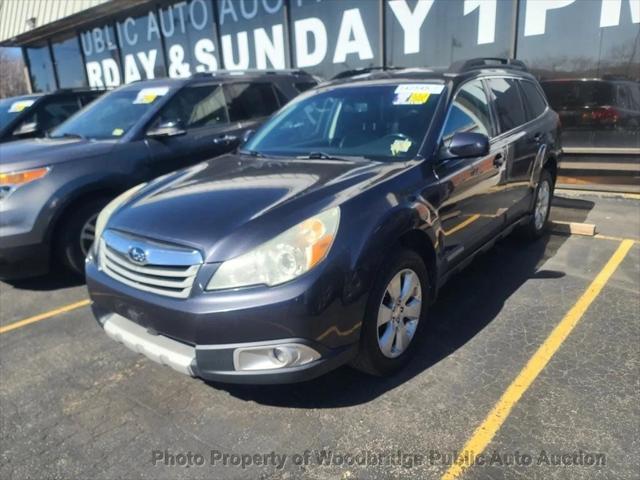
[
  {"x1": 98, "y1": 311, "x2": 357, "y2": 384},
  {"x1": 86, "y1": 255, "x2": 363, "y2": 384}
]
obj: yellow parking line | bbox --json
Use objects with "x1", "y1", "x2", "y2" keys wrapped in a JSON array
[
  {"x1": 445, "y1": 214, "x2": 481, "y2": 236},
  {"x1": 441, "y1": 239, "x2": 634, "y2": 480},
  {"x1": 594, "y1": 234, "x2": 640, "y2": 243},
  {"x1": 0, "y1": 299, "x2": 91, "y2": 335}
]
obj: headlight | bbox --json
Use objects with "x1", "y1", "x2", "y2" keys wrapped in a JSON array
[
  {"x1": 93, "y1": 183, "x2": 147, "y2": 254},
  {"x1": 0, "y1": 167, "x2": 49, "y2": 200},
  {"x1": 207, "y1": 207, "x2": 340, "y2": 290}
]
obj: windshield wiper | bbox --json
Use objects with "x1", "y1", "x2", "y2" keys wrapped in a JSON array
[
  {"x1": 297, "y1": 152, "x2": 349, "y2": 161},
  {"x1": 52, "y1": 132, "x2": 86, "y2": 140},
  {"x1": 240, "y1": 149, "x2": 265, "y2": 158}
]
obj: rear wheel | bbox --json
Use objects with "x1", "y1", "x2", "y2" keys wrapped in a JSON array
[
  {"x1": 520, "y1": 169, "x2": 554, "y2": 240},
  {"x1": 55, "y1": 197, "x2": 110, "y2": 276},
  {"x1": 352, "y1": 249, "x2": 429, "y2": 376}
]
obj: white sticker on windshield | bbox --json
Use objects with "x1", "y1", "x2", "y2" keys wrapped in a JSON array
[
  {"x1": 393, "y1": 84, "x2": 444, "y2": 105},
  {"x1": 133, "y1": 87, "x2": 170, "y2": 104},
  {"x1": 8, "y1": 99, "x2": 35, "y2": 112}
]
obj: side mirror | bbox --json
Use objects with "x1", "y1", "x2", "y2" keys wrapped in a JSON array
[
  {"x1": 13, "y1": 121, "x2": 38, "y2": 137},
  {"x1": 241, "y1": 129, "x2": 255, "y2": 144},
  {"x1": 446, "y1": 132, "x2": 489, "y2": 158},
  {"x1": 146, "y1": 121, "x2": 186, "y2": 138}
]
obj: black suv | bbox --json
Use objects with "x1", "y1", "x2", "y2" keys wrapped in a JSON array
[
  {"x1": 86, "y1": 58, "x2": 561, "y2": 384},
  {"x1": 0, "y1": 89, "x2": 104, "y2": 143},
  {"x1": 0, "y1": 70, "x2": 316, "y2": 278}
]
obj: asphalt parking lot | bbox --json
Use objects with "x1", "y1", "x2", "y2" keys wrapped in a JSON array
[{"x1": 1, "y1": 191, "x2": 638, "y2": 480}]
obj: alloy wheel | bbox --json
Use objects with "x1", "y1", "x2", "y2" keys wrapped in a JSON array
[
  {"x1": 376, "y1": 269, "x2": 422, "y2": 358},
  {"x1": 80, "y1": 213, "x2": 98, "y2": 257},
  {"x1": 534, "y1": 180, "x2": 551, "y2": 231}
]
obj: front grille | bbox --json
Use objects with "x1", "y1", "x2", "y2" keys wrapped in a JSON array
[{"x1": 99, "y1": 230, "x2": 202, "y2": 299}]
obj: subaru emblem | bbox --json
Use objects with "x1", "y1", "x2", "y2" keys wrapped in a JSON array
[{"x1": 128, "y1": 246, "x2": 147, "y2": 265}]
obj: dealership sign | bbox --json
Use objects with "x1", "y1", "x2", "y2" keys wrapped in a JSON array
[{"x1": 78, "y1": 0, "x2": 640, "y2": 88}]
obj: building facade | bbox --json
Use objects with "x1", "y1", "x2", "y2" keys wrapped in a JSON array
[{"x1": 1, "y1": 0, "x2": 637, "y2": 91}]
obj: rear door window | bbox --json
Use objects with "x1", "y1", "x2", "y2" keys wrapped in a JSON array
[
  {"x1": 488, "y1": 78, "x2": 527, "y2": 133},
  {"x1": 294, "y1": 81, "x2": 317, "y2": 93},
  {"x1": 224, "y1": 83, "x2": 280, "y2": 121},
  {"x1": 442, "y1": 80, "x2": 493, "y2": 141},
  {"x1": 520, "y1": 81, "x2": 547, "y2": 120},
  {"x1": 155, "y1": 84, "x2": 229, "y2": 130}
]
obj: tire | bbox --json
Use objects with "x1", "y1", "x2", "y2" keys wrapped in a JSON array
[
  {"x1": 54, "y1": 197, "x2": 110, "y2": 276},
  {"x1": 351, "y1": 248, "x2": 429, "y2": 376},
  {"x1": 520, "y1": 169, "x2": 554, "y2": 240}
]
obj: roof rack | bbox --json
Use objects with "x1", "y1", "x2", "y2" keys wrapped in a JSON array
[
  {"x1": 330, "y1": 66, "x2": 401, "y2": 80},
  {"x1": 449, "y1": 57, "x2": 528, "y2": 73},
  {"x1": 190, "y1": 69, "x2": 311, "y2": 78}
]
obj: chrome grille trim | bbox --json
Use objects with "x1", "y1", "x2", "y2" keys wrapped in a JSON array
[{"x1": 99, "y1": 230, "x2": 202, "y2": 299}]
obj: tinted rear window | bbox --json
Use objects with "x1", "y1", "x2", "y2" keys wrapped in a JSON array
[
  {"x1": 520, "y1": 80, "x2": 547, "y2": 119},
  {"x1": 541, "y1": 81, "x2": 615, "y2": 110},
  {"x1": 224, "y1": 83, "x2": 280, "y2": 121},
  {"x1": 488, "y1": 78, "x2": 527, "y2": 132}
]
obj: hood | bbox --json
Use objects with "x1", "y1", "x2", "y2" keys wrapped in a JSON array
[
  {"x1": 111, "y1": 153, "x2": 404, "y2": 262},
  {"x1": 0, "y1": 137, "x2": 117, "y2": 172}
]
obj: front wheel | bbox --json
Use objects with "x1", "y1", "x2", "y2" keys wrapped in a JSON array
[
  {"x1": 55, "y1": 197, "x2": 110, "y2": 276},
  {"x1": 351, "y1": 249, "x2": 429, "y2": 376}
]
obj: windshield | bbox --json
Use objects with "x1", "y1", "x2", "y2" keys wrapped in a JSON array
[
  {"x1": 243, "y1": 83, "x2": 444, "y2": 161},
  {"x1": 0, "y1": 96, "x2": 38, "y2": 129},
  {"x1": 50, "y1": 86, "x2": 171, "y2": 140}
]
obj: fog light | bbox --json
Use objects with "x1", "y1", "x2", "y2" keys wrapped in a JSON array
[{"x1": 233, "y1": 343, "x2": 321, "y2": 371}]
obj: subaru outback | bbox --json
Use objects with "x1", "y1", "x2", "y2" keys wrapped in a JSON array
[{"x1": 86, "y1": 58, "x2": 561, "y2": 383}]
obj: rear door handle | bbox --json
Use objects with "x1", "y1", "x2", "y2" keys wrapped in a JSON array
[{"x1": 493, "y1": 153, "x2": 504, "y2": 167}]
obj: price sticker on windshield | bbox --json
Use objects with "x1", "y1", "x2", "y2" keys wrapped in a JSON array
[
  {"x1": 8, "y1": 99, "x2": 35, "y2": 112},
  {"x1": 391, "y1": 139, "x2": 412, "y2": 156},
  {"x1": 393, "y1": 84, "x2": 444, "y2": 105},
  {"x1": 133, "y1": 87, "x2": 170, "y2": 104}
]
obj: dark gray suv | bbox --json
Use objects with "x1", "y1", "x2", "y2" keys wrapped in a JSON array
[
  {"x1": 0, "y1": 89, "x2": 104, "y2": 143},
  {"x1": 0, "y1": 70, "x2": 316, "y2": 278}
]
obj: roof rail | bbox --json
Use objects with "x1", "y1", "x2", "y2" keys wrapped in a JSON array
[
  {"x1": 449, "y1": 57, "x2": 528, "y2": 73},
  {"x1": 191, "y1": 69, "x2": 311, "y2": 78},
  {"x1": 330, "y1": 66, "x2": 401, "y2": 80}
]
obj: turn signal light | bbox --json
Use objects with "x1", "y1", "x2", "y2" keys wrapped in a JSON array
[{"x1": 0, "y1": 167, "x2": 49, "y2": 186}]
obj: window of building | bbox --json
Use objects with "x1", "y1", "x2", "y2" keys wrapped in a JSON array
[
  {"x1": 155, "y1": 84, "x2": 229, "y2": 129},
  {"x1": 116, "y1": 13, "x2": 167, "y2": 82},
  {"x1": 442, "y1": 80, "x2": 493, "y2": 140},
  {"x1": 159, "y1": 0, "x2": 221, "y2": 77},
  {"x1": 224, "y1": 83, "x2": 280, "y2": 121},
  {"x1": 520, "y1": 81, "x2": 547, "y2": 120},
  {"x1": 25, "y1": 44, "x2": 57, "y2": 92},
  {"x1": 79, "y1": 25, "x2": 122, "y2": 88},
  {"x1": 51, "y1": 35, "x2": 87, "y2": 88},
  {"x1": 488, "y1": 78, "x2": 526, "y2": 133}
]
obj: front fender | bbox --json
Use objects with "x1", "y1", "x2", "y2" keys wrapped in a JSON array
[{"x1": 342, "y1": 194, "x2": 439, "y2": 304}]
